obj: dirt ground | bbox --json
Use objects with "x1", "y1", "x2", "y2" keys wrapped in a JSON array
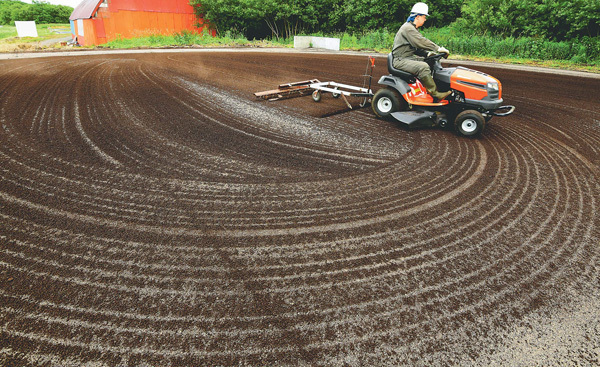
[{"x1": 0, "y1": 50, "x2": 599, "y2": 366}]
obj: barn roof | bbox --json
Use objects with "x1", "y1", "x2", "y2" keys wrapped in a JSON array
[{"x1": 69, "y1": 0, "x2": 102, "y2": 20}]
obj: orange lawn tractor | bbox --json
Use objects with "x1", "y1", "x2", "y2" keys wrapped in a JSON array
[{"x1": 372, "y1": 53, "x2": 515, "y2": 137}]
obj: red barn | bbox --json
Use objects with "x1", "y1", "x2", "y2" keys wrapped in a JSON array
[{"x1": 69, "y1": 0, "x2": 207, "y2": 46}]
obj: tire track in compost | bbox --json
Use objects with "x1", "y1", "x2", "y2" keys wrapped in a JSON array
[{"x1": 1, "y1": 52, "x2": 598, "y2": 366}]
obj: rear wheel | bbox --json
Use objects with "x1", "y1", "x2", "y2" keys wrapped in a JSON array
[
  {"x1": 332, "y1": 87, "x2": 340, "y2": 98},
  {"x1": 372, "y1": 88, "x2": 403, "y2": 118},
  {"x1": 454, "y1": 110, "x2": 485, "y2": 137}
]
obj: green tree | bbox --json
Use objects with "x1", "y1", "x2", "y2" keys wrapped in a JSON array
[
  {"x1": 191, "y1": 0, "x2": 343, "y2": 39},
  {"x1": 338, "y1": 0, "x2": 462, "y2": 32},
  {"x1": 0, "y1": 0, "x2": 72, "y2": 25},
  {"x1": 0, "y1": 1, "x2": 20, "y2": 24},
  {"x1": 191, "y1": 0, "x2": 262, "y2": 37},
  {"x1": 457, "y1": 0, "x2": 600, "y2": 40},
  {"x1": 190, "y1": 0, "x2": 463, "y2": 38},
  {"x1": 189, "y1": 0, "x2": 597, "y2": 44}
]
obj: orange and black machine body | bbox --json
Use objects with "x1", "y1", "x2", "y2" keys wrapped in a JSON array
[{"x1": 372, "y1": 53, "x2": 515, "y2": 137}]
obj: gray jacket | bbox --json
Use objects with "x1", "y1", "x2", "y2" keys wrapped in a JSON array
[{"x1": 393, "y1": 22, "x2": 439, "y2": 61}]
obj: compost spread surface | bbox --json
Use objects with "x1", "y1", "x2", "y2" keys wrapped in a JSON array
[{"x1": 1, "y1": 51, "x2": 599, "y2": 366}]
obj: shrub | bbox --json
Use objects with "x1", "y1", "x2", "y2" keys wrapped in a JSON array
[{"x1": 174, "y1": 30, "x2": 197, "y2": 45}]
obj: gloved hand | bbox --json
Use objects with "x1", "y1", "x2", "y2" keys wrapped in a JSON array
[{"x1": 438, "y1": 46, "x2": 449, "y2": 55}]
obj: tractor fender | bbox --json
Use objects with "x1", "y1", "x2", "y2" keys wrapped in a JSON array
[{"x1": 377, "y1": 75, "x2": 411, "y2": 96}]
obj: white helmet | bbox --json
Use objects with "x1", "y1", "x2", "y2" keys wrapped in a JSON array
[{"x1": 410, "y1": 2, "x2": 429, "y2": 16}]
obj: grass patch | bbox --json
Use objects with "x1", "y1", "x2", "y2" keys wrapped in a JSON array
[
  {"x1": 422, "y1": 27, "x2": 599, "y2": 68},
  {"x1": 103, "y1": 30, "x2": 261, "y2": 49},
  {"x1": 0, "y1": 23, "x2": 71, "y2": 52},
  {"x1": 0, "y1": 23, "x2": 70, "y2": 41},
  {"x1": 0, "y1": 24, "x2": 17, "y2": 39},
  {"x1": 296, "y1": 28, "x2": 599, "y2": 71},
  {"x1": 1, "y1": 24, "x2": 598, "y2": 73}
]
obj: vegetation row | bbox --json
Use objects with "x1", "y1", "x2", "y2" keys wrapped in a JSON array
[{"x1": 0, "y1": 0, "x2": 72, "y2": 25}]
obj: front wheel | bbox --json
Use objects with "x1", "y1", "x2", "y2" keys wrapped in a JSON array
[
  {"x1": 372, "y1": 88, "x2": 403, "y2": 118},
  {"x1": 454, "y1": 110, "x2": 485, "y2": 137}
]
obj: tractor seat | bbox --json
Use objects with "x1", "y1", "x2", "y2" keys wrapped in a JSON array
[{"x1": 387, "y1": 53, "x2": 417, "y2": 83}]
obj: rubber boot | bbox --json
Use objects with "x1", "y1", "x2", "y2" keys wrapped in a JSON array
[{"x1": 421, "y1": 75, "x2": 452, "y2": 101}]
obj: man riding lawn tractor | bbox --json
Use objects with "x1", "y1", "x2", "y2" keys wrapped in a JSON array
[
  {"x1": 256, "y1": 2, "x2": 514, "y2": 137},
  {"x1": 370, "y1": 2, "x2": 515, "y2": 136},
  {"x1": 393, "y1": 2, "x2": 451, "y2": 101}
]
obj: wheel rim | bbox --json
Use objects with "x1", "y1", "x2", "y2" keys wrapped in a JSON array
[
  {"x1": 461, "y1": 118, "x2": 478, "y2": 133},
  {"x1": 377, "y1": 97, "x2": 393, "y2": 113}
]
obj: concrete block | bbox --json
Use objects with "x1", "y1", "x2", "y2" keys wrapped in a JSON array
[{"x1": 294, "y1": 36, "x2": 340, "y2": 51}]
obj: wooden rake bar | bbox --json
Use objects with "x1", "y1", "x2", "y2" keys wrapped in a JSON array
[{"x1": 254, "y1": 79, "x2": 320, "y2": 101}]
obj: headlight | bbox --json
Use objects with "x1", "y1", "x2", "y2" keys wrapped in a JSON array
[{"x1": 487, "y1": 82, "x2": 499, "y2": 91}]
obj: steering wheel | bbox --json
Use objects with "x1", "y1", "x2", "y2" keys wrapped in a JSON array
[{"x1": 424, "y1": 52, "x2": 447, "y2": 62}]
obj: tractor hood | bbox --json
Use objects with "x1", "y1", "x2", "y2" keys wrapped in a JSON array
[{"x1": 450, "y1": 67, "x2": 502, "y2": 101}]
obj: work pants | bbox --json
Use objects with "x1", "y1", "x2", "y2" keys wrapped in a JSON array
[{"x1": 392, "y1": 58, "x2": 431, "y2": 80}]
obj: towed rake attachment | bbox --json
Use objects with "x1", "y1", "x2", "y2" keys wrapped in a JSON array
[{"x1": 253, "y1": 79, "x2": 320, "y2": 101}]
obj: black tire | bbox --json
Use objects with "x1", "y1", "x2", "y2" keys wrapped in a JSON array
[
  {"x1": 372, "y1": 88, "x2": 403, "y2": 118},
  {"x1": 332, "y1": 87, "x2": 340, "y2": 98},
  {"x1": 454, "y1": 110, "x2": 485, "y2": 137},
  {"x1": 312, "y1": 90, "x2": 321, "y2": 102}
]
